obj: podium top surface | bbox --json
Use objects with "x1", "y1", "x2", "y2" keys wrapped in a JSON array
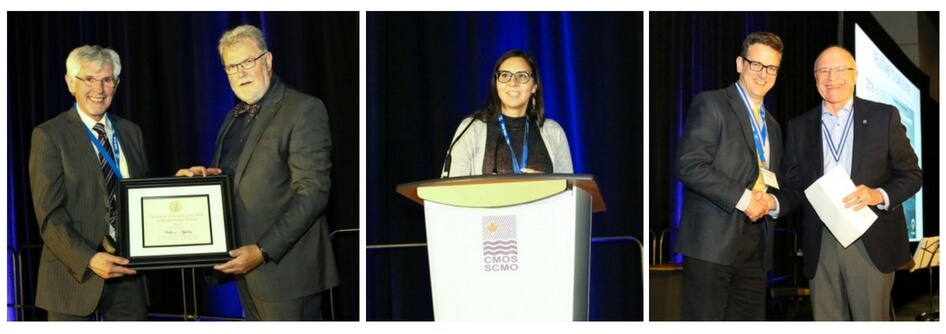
[{"x1": 396, "y1": 174, "x2": 605, "y2": 212}]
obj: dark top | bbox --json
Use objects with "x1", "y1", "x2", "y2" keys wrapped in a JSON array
[{"x1": 482, "y1": 114, "x2": 552, "y2": 174}]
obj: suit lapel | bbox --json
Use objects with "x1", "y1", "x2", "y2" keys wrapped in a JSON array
[
  {"x1": 849, "y1": 98, "x2": 869, "y2": 182},
  {"x1": 63, "y1": 109, "x2": 109, "y2": 189},
  {"x1": 113, "y1": 117, "x2": 150, "y2": 178},
  {"x1": 727, "y1": 84, "x2": 761, "y2": 162},
  {"x1": 65, "y1": 109, "x2": 107, "y2": 170},
  {"x1": 231, "y1": 79, "x2": 284, "y2": 187},
  {"x1": 803, "y1": 106, "x2": 825, "y2": 178},
  {"x1": 212, "y1": 108, "x2": 238, "y2": 167},
  {"x1": 765, "y1": 111, "x2": 779, "y2": 171}
]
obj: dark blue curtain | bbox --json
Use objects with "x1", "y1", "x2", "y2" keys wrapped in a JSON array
[
  {"x1": 648, "y1": 12, "x2": 841, "y2": 319},
  {"x1": 7, "y1": 11, "x2": 359, "y2": 321},
  {"x1": 367, "y1": 12, "x2": 644, "y2": 320},
  {"x1": 649, "y1": 11, "x2": 939, "y2": 319}
]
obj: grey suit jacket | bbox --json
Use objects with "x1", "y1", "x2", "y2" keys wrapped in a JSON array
[
  {"x1": 780, "y1": 97, "x2": 922, "y2": 278},
  {"x1": 212, "y1": 77, "x2": 340, "y2": 301},
  {"x1": 674, "y1": 84, "x2": 782, "y2": 270},
  {"x1": 29, "y1": 108, "x2": 150, "y2": 316}
]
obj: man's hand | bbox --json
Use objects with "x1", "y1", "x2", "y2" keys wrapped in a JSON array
[
  {"x1": 175, "y1": 166, "x2": 223, "y2": 177},
  {"x1": 743, "y1": 190, "x2": 773, "y2": 222},
  {"x1": 88, "y1": 252, "x2": 137, "y2": 279},
  {"x1": 754, "y1": 190, "x2": 776, "y2": 211},
  {"x1": 213, "y1": 244, "x2": 265, "y2": 275},
  {"x1": 843, "y1": 185, "x2": 882, "y2": 211}
]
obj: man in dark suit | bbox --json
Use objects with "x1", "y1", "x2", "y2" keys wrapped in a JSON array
[
  {"x1": 674, "y1": 32, "x2": 784, "y2": 320},
  {"x1": 777, "y1": 46, "x2": 922, "y2": 320},
  {"x1": 177, "y1": 24, "x2": 339, "y2": 320},
  {"x1": 29, "y1": 45, "x2": 149, "y2": 320}
]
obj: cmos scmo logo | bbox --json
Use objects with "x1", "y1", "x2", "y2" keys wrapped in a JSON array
[{"x1": 482, "y1": 215, "x2": 518, "y2": 272}]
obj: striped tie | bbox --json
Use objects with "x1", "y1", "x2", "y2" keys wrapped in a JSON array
[{"x1": 93, "y1": 123, "x2": 117, "y2": 230}]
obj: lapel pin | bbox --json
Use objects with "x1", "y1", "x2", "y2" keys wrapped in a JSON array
[{"x1": 863, "y1": 120, "x2": 867, "y2": 124}]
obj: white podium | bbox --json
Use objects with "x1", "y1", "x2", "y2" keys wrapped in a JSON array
[{"x1": 397, "y1": 174, "x2": 606, "y2": 321}]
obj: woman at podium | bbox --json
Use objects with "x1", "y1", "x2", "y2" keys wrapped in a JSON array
[{"x1": 443, "y1": 49, "x2": 573, "y2": 177}]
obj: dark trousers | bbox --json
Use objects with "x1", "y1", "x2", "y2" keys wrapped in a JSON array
[
  {"x1": 46, "y1": 276, "x2": 148, "y2": 321},
  {"x1": 682, "y1": 223, "x2": 766, "y2": 320},
  {"x1": 236, "y1": 276, "x2": 324, "y2": 321}
]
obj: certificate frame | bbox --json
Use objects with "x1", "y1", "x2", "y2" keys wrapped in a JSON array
[{"x1": 117, "y1": 175, "x2": 236, "y2": 269}]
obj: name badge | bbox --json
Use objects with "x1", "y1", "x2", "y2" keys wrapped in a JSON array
[{"x1": 761, "y1": 167, "x2": 779, "y2": 190}]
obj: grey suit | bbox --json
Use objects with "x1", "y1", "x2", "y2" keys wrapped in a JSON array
[
  {"x1": 211, "y1": 77, "x2": 340, "y2": 311},
  {"x1": 29, "y1": 108, "x2": 149, "y2": 318},
  {"x1": 674, "y1": 83, "x2": 782, "y2": 320}
]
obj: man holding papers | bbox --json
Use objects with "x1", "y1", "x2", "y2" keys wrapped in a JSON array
[{"x1": 779, "y1": 46, "x2": 922, "y2": 320}]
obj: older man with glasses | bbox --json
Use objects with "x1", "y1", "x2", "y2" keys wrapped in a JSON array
[
  {"x1": 176, "y1": 24, "x2": 339, "y2": 321},
  {"x1": 29, "y1": 45, "x2": 151, "y2": 320},
  {"x1": 776, "y1": 46, "x2": 922, "y2": 320}
]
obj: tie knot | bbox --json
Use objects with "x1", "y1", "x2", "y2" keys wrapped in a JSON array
[
  {"x1": 93, "y1": 123, "x2": 106, "y2": 136},
  {"x1": 233, "y1": 103, "x2": 261, "y2": 119}
]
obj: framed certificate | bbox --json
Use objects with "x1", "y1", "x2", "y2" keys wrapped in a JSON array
[{"x1": 117, "y1": 175, "x2": 236, "y2": 269}]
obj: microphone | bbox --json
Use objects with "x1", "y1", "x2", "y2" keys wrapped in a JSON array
[
  {"x1": 491, "y1": 137, "x2": 504, "y2": 175},
  {"x1": 441, "y1": 110, "x2": 482, "y2": 178}
]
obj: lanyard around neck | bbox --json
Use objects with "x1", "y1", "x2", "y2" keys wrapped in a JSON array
[
  {"x1": 821, "y1": 107, "x2": 855, "y2": 164},
  {"x1": 84, "y1": 118, "x2": 123, "y2": 180},
  {"x1": 734, "y1": 82, "x2": 768, "y2": 165},
  {"x1": 497, "y1": 114, "x2": 529, "y2": 174}
]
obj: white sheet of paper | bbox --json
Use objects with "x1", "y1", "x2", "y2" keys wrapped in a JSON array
[{"x1": 804, "y1": 166, "x2": 878, "y2": 248}]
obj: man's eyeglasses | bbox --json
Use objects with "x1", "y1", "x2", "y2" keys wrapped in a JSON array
[
  {"x1": 742, "y1": 57, "x2": 780, "y2": 76},
  {"x1": 74, "y1": 76, "x2": 119, "y2": 88},
  {"x1": 814, "y1": 66, "x2": 856, "y2": 78},
  {"x1": 495, "y1": 71, "x2": 534, "y2": 84},
  {"x1": 225, "y1": 52, "x2": 269, "y2": 75}
]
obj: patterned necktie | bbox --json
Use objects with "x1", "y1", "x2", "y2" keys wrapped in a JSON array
[
  {"x1": 233, "y1": 102, "x2": 260, "y2": 119},
  {"x1": 93, "y1": 123, "x2": 118, "y2": 229},
  {"x1": 752, "y1": 106, "x2": 765, "y2": 191}
]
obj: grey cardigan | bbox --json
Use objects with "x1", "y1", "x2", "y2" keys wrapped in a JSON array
[{"x1": 446, "y1": 117, "x2": 573, "y2": 176}]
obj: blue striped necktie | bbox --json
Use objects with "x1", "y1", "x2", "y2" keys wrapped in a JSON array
[{"x1": 93, "y1": 123, "x2": 117, "y2": 230}]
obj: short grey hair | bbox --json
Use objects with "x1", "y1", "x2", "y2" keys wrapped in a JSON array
[
  {"x1": 218, "y1": 24, "x2": 268, "y2": 63},
  {"x1": 65, "y1": 45, "x2": 121, "y2": 79}
]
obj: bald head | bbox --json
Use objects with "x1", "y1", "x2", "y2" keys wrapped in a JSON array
[{"x1": 814, "y1": 46, "x2": 858, "y2": 113}]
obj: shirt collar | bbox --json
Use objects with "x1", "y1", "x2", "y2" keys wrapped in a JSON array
[
  {"x1": 821, "y1": 98, "x2": 854, "y2": 118},
  {"x1": 75, "y1": 105, "x2": 111, "y2": 131}
]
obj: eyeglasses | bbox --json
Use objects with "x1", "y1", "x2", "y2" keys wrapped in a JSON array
[
  {"x1": 742, "y1": 57, "x2": 780, "y2": 76},
  {"x1": 814, "y1": 66, "x2": 856, "y2": 78},
  {"x1": 495, "y1": 71, "x2": 534, "y2": 84},
  {"x1": 74, "y1": 76, "x2": 119, "y2": 88},
  {"x1": 224, "y1": 52, "x2": 269, "y2": 75}
]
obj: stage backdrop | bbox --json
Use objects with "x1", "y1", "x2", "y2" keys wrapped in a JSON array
[
  {"x1": 367, "y1": 11, "x2": 644, "y2": 320},
  {"x1": 6, "y1": 11, "x2": 359, "y2": 321}
]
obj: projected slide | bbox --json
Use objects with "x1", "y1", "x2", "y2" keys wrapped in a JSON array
[{"x1": 854, "y1": 23, "x2": 924, "y2": 242}]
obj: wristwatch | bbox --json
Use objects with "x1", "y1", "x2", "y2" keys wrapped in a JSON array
[{"x1": 257, "y1": 244, "x2": 272, "y2": 264}]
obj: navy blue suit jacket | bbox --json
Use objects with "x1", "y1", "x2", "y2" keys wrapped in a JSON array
[{"x1": 780, "y1": 97, "x2": 922, "y2": 278}]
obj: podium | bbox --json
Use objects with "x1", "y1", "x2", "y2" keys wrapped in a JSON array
[{"x1": 397, "y1": 174, "x2": 605, "y2": 320}]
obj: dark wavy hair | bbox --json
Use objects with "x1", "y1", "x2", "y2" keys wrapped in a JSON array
[
  {"x1": 740, "y1": 31, "x2": 783, "y2": 59},
  {"x1": 474, "y1": 49, "x2": 546, "y2": 127}
]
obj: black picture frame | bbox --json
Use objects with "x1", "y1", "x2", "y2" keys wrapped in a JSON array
[{"x1": 117, "y1": 175, "x2": 236, "y2": 269}]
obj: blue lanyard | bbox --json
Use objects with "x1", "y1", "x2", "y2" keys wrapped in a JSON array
[
  {"x1": 83, "y1": 117, "x2": 123, "y2": 180},
  {"x1": 497, "y1": 114, "x2": 529, "y2": 174},
  {"x1": 821, "y1": 107, "x2": 854, "y2": 163},
  {"x1": 734, "y1": 83, "x2": 768, "y2": 165}
]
